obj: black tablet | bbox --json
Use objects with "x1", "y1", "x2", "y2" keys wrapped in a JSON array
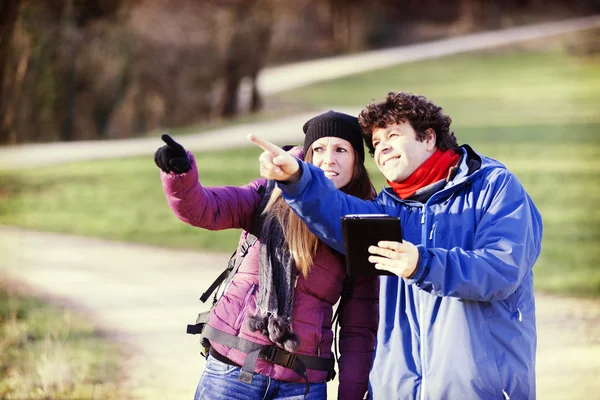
[{"x1": 341, "y1": 214, "x2": 403, "y2": 276}]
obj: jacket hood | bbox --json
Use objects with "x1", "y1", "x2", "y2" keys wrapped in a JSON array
[{"x1": 452, "y1": 144, "x2": 505, "y2": 184}]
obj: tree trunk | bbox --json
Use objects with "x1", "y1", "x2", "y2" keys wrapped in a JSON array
[
  {"x1": 60, "y1": 0, "x2": 77, "y2": 141},
  {"x1": 249, "y1": 72, "x2": 262, "y2": 113},
  {"x1": 221, "y1": 59, "x2": 241, "y2": 118},
  {"x1": 0, "y1": 0, "x2": 21, "y2": 144},
  {"x1": 459, "y1": 0, "x2": 476, "y2": 30},
  {"x1": 61, "y1": 59, "x2": 77, "y2": 141},
  {"x1": 133, "y1": 81, "x2": 147, "y2": 135},
  {"x1": 94, "y1": 60, "x2": 130, "y2": 139}
]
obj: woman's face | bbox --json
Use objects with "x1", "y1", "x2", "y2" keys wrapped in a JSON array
[{"x1": 310, "y1": 137, "x2": 355, "y2": 189}]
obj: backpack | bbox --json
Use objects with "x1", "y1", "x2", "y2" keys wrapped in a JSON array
[
  {"x1": 185, "y1": 180, "x2": 351, "y2": 387},
  {"x1": 185, "y1": 181, "x2": 270, "y2": 354}
]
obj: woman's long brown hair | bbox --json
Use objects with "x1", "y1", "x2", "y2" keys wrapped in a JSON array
[{"x1": 263, "y1": 146, "x2": 374, "y2": 278}]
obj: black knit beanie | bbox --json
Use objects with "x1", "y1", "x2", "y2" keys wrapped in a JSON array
[{"x1": 303, "y1": 110, "x2": 365, "y2": 162}]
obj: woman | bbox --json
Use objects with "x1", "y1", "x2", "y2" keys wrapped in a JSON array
[{"x1": 155, "y1": 110, "x2": 378, "y2": 400}]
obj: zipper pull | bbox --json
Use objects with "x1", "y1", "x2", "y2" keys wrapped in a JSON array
[
  {"x1": 429, "y1": 221, "x2": 437, "y2": 240},
  {"x1": 294, "y1": 275, "x2": 299, "y2": 288}
]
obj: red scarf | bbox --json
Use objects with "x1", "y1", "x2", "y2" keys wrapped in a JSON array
[{"x1": 387, "y1": 149, "x2": 460, "y2": 199}]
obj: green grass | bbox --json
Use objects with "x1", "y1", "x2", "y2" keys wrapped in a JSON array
[
  {"x1": 274, "y1": 50, "x2": 600, "y2": 128},
  {"x1": 0, "y1": 147, "x2": 267, "y2": 252},
  {"x1": 0, "y1": 284, "x2": 127, "y2": 399},
  {"x1": 1, "y1": 30, "x2": 599, "y2": 295}
]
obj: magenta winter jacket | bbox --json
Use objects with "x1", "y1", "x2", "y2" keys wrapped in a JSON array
[{"x1": 160, "y1": 153, "x2": 378, "y2": 399}]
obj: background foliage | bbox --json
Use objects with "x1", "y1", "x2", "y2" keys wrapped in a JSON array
[{"x1": 2, "y1": 0, "x2": 598, "y2": 144}]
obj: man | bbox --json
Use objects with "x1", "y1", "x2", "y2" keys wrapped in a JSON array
[{"x1": 249, "y1": 92, "x2": 543, "y2": 399}]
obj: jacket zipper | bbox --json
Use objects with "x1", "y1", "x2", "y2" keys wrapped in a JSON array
[
  {"x1": 420, "y1": 207, "x2": 427, "y2": 400},
  {"x1": 419, "y1": 192, "x2": 449, "y2": 399},
  {"x1": 234, "y1": 284, "x2": 257, "y2": 329},
  {"x1": 419, "y1": 291, "x2": 426, "y2": 400},
  {"x1": 393, "y1": 160, "x2": 471, "y2": 400}
]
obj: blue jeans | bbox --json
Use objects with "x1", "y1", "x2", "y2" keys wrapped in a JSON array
[{"x1": 194, "y1": 355, "x2": 327, "y2": 400}]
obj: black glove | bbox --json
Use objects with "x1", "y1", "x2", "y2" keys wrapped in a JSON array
[{"x1": 154, "y1": 134, "x2": 190, "y2": 173}]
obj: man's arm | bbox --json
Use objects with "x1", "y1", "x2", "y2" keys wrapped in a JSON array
[
  {"x1": 279, "y1": 162, "x2": 382, "y2": 253},
  {"x1": 249, "y1": 134, "x2": 382, "y2": 253},
  {"x1": 407, "y1": 170, "x2": 543, "y2": 302},
  {"x1": 248, "y1": 134, "x2": 302, "y2": 183}
]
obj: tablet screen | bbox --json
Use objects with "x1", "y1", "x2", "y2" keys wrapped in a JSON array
[{"x1": 341, "y1": 215, "x2": 402, "y2": 276}]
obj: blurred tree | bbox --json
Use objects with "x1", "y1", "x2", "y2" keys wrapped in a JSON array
[
  {"x1": 0, "y1": 0, "x2": 22, "y2": 144},
  {"x1": 127, "y1": 0, "x2": 222, "y2": 132},
  {"x1": 57, "y1": 0, "x2": 138, "y2": 141},
  {"x1": 1, "y1": 0, "x2": 138, "y2": 143},
  {"x1": 220, "y1": 0, "x2": 274, "y2": 117},
  {"x1": 74, "y1": 20, "x2": 134, "y2": 139},
  {"x1": 2, "y1": 0, "x2": 596, "y2": 144}
]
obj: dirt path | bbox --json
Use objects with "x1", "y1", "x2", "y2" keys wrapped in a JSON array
[
  {"x1": 1, "y1": 226, "x2": 599, "y2": 399},
  {"x1": 0, "y1": 227, "x2": 227, "y2": 399}
]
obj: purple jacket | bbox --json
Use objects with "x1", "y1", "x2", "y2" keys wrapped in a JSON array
[{"x1": 161, "y1": 153, "x2": 378, "y2": 399}]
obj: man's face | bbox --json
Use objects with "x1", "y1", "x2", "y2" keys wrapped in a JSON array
[{"x1": 372, "y1": 122, "x2": 437, "y2": 183}]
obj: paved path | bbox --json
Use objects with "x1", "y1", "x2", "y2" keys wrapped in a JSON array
[
  {"x1": 1, "y1": 15, "x2": 599, "y2": 170},
  {"x1": 2, "y1": 227, "x2": 600, "y2": 400},
  {"x1": 257, "y1": 15, "x2": 600, "y2": 95},
  {"x1": 1, "y1": 227, "x2": 226, "y2": 399},
  {"x1": 0, "y1": 109, "x2": 358, "y2": 170}
]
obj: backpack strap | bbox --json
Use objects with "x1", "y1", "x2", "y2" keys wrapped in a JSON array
[
  {"x1": 202, "y1": 324, "x2": 335, "y2": 395},
  {"x1": 186, "y1": 181, "x2": 272, "y2": 337},
  {"x1": 199, "y1": 182, "x2": 270, "y2": 304},
  {"x1": 199, "y1": 234, "x2": 258, "y2": 304},
  {"x1": 185, "y1": 235, "x2": 257, "y2": 335}
]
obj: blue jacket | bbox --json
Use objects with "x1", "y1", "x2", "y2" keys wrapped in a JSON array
[{"x1": 278, "y1": 145, "x2": 543, "y2": 400}]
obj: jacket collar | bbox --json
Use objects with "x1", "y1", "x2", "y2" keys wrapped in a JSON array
[{"x1": 380, "y1": 144, "x2": 495, "y2": 203}]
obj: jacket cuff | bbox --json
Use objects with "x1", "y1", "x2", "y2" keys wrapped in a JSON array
[
  {"x1": 277, "y1": 159, "x2": 309, "y2": 198},
  {"x1": 405, "y1": 245, "x2": 430, "y2": 285},
  {"x1": 160, "y1": 152, "x2": 199, "y2": 187}
]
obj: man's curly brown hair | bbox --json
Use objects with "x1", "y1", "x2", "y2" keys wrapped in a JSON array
[{"x1": 358, "y1": 92, "x2": 459, "y2": 156}]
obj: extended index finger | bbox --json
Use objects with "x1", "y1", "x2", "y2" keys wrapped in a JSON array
[
  {"x1": 248, "y1": 134, "x2": 284, "y2": 155},
  {"x1": 161, "y1": 133, "x2": 181, "y2": 150}
]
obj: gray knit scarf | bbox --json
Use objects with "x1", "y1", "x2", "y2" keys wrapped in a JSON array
[{"x1": 246, "y1": 190, "x2": 300, "y2": 352}]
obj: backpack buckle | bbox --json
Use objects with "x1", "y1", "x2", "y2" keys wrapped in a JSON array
[
  {"x1": 200, "y1": 337, "x2": 211, "y2": 359},
  {"x1": 283, "y1": 353, "x2": 297, "y2": 369},
  {"x1": 261, "y1": 346, "x2": 297, "y2": 369},
  {"x1": 261, "y1": 346, "x2": 278, "y2": 363}
]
